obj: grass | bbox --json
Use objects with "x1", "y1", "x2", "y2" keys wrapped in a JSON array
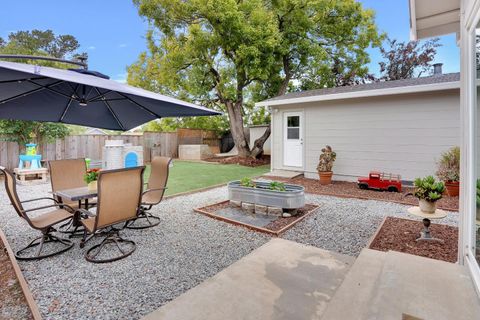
[{"x1": 144, "y1": 160, "x2": 270, "y2": 196}]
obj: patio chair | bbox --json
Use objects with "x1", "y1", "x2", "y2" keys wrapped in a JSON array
[
  {"x1": 0, "y1": 168, "x2": 74, "y2": 260},
  {"x1": 49, "y1": 158, "x2": 96, "y2": 234},
  {"x1": 48, "y1": 158, "x2": 93, "y2": 209},
  {"x1": 78, "y1": 166, "x2": 145, "y2": 263},
  {"x1": 127, "y1": 156, "x2": 171, "y2": 229}
]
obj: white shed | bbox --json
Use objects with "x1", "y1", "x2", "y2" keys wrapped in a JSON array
[{"x1": 256, "y1": 72, "x2": 461, "y2": 182}]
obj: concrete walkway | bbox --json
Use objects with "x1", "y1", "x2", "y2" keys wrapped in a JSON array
[{"x1": 143, "y1": 238, "x2": 354, "y2": 320}]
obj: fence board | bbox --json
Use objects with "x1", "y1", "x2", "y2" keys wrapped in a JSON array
[{"x1": 0, "y1": 130, "x2": 219, "y2": 169}]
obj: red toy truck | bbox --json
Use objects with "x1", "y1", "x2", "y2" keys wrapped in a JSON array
[{"x1": 357, "y1": 171, "x2": 402, "y2": 192}]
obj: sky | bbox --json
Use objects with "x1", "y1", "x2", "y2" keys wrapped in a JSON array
[{"x1": 0, "y1": 0, "x2": 460, "y2": 83}]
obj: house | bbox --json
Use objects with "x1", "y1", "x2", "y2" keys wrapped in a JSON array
[
  {"x1": 257, "y1": 70, "x2": 462, "y2": 182},
  {"x1": 84, "y1": 127, "x2": 107, "y2": 135}
]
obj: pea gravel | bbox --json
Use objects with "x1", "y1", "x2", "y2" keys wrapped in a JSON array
[{"x1": 0, "y1": 183, "x2": 458, "y2": 319}]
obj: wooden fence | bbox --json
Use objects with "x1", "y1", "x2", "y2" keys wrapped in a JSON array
[{"x1": 0, "y1": 129, "x2": 220, "y2": 170}]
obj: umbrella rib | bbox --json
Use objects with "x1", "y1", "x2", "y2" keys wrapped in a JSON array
[
  {"x1": 115, "y1": 92, "x2": 161, "y2": 118},
  {"x1": 27, "y1": 80, "x2": 74, "y2": 100},
  {"x1": 59, "y1": 84, "x2": 78, "y2": 122},
  {"x1": 0, "y1": 80, "x2": 64, "y2": 104},
  {"x1": 94, "y1": 87, "x2": 126, "y2": 131},
  {"x1": 87, "y1": 90, "x2": 112, "y2": 103}
]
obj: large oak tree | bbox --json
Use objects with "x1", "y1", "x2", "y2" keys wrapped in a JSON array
[{"x1": 129, "y1": 0, "x2": 383, "y2": 158}]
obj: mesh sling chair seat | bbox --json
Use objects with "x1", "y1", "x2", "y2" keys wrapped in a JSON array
[
  {"x1": 48, "y1": 159, "x2": 96, "y2": 234},
  {"x1": 127, "y1": 156, "x2": 171, "y2": 230},
  {"x1": 1, "y1": 168, "x2": 74, "y2": 260},
  {"x1": 78, "y1": 166, "x2": 145, "y2": 263}
]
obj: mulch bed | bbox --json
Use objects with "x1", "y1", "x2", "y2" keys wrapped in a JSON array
[
  {"x1": 268, "y1": 177, "x2": 459, "y2": 212},
  {"x1": 204, "y1": 155, "x2": 270, "y2": 167},
  {"x1": 195, "y1": 201, "x2": 318, "y2": 235},
  {"x1": 0, "y1": 236, "x2": 33, "y2": 320},
  {"x1": 369, "y1": 217, "x2": 458, "y2": 263}
]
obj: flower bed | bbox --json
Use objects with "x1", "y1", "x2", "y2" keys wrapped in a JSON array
[
  {"x1": 368, "y1": 217, "x2": 458, "y2": 263},
  {"x1": 194, "y1": 201, "x2": 319, "y2": 236}
]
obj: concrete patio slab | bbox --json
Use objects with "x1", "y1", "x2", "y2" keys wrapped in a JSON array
[
  {"x1": 262, "y1": 170, "x2": 303, "y2": 179},
  {"x1": 143, "y1": 238, "x2": 354, "y2": 320}
]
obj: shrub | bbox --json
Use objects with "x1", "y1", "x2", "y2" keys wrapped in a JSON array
[
  {"x1": 436, "y1": 146, "x2": 460, "y2": 182},
  {"x1": 240, "y1": 177, "x2": 256, "y2": 188},
  {"x1": 316, "y1": 145, "x2": 336, "y2": 172},
  {"x1": 268, "y1": 181, "x2": 286, "y2": 191},
  {"x1": 414, "y1": 176, "x2": 445, "y2": 202}
]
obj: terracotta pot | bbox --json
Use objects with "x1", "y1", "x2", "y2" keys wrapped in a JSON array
[
  {"x1": 318, "y1": 171, "x2": 333, "y2": 185},
  {"x1": 87, "y1": 180, "x2": 97, "y2": 191},
  {"x1": 444, "y1": 181, "x2": 460, "y2": 197},
  {"x1": 419, "y1": 199, "x2": 437, "y2": 214}
]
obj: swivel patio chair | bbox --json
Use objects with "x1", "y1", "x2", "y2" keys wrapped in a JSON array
[
  {"x1": 126, "y1": 156, "x2": 171, "y2": 230},
  {"x1": 0, "y1": 168, "x2": 74, "y2": 260},
  {"x1": 49, "y1": 158, "x2": 96, "y2": 234},
  {"x1": 78, "y1": 166, "x2": 145, "y2": 263}
]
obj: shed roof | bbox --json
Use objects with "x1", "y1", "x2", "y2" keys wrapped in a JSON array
[{"x1": 256, "y1": 73, "x2": 460, "y2": 107}]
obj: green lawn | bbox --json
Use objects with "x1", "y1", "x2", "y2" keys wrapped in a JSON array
[{"x1": 144, "y1": 160, "x2": 270, "y2": 196}]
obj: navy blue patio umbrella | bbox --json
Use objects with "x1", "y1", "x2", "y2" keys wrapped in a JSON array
[{"x1": 0, "y1": 59, "x2": 220, "y2": 130}]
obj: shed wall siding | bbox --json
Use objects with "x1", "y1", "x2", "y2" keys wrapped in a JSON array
[{"x1": 271, "y1": 90, "x2": 460, "y2": 182}]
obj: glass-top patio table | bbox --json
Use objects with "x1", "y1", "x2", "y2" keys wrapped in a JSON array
[{"x1": 54, "y1": 187, "x2": 97, "y2": 209}]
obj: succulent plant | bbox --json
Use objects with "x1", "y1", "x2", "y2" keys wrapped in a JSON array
[
  {"x1": 268, "y1": 181, "x2": 286, "y2": 191},
  {"x1": 240, "y1": 177, "x2": 256, "y2": 188},
  {"x1": 316, "y1": 145, "x2": 336, "y2": 172},
  {"x1": 436, "y1": 146, "x2": 460, "y2": 182},
  {"x1": 414, "y1": 176, "x2": 445, "y2": 202}
]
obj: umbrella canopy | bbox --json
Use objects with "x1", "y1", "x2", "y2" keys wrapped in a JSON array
[{"x1": 0, "y1": 60, "x2": 220, "y2": 131}]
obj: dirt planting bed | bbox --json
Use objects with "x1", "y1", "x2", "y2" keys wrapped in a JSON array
[
  {"x1": 369, "y1": 217, "x2": 458, "y2": 263},
  {"x1": 0, "y1": 236, "x2": 34, "y2": 320},
  {"x1": 195, "y1": 201, "x2": 319, "y2": 236},
  {"x1": 205, "y1": 155, "x2": 270, "y2": 167},
  {"x1": 267, "y1": 178, "x2": 459, "y2": 212}
]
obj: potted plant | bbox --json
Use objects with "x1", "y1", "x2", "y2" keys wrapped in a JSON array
[
  {"x1": 436, "y1": 146, "x2": 460, "y2": 196},
  {"x1": 84, "y1": 168, "x2": 100, "y2": 190},
  {"x1": 414, "y1": 176, "x2": 445, "y2": 213},
  {"x1": 316, "y1": 145, "x2": 336, "y2": 185}
]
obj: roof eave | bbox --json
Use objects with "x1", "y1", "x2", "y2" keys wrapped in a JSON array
[
  {"x1": 255, "y1": 81, "x2": 460, "y2": 107},
  {"x1": 409, "y1": 0, "x2": 460, "y2": 41}
]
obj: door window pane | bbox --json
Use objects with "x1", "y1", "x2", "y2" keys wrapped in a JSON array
[
  {"x1": 287, "y1": 128, "x2": 299, "y2": 139},
  {"x1": 287, "y1": 116, "x2": 299, "y2": 127}
]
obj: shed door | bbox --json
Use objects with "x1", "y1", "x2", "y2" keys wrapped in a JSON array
[
  {"x1": 124, "y1": 152, "x2": 138, "y2": 168},
  {"x1": 283, "y1": 112, "x2": 303, "y2": 167}
]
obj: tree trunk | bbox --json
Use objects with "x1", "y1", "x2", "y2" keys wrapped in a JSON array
[
  {"x1": 250, "y1": 126, "x2": 271, "y2": 158},
  {"x1": 226, "y1": 101, "x2": 251, "y2": 158}
]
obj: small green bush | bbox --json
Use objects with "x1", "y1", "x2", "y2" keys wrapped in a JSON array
[
  {"x1": 268, "y1": 181, "x2": 286, "y2": 191},
  {"x1": 414, "y1": 176, "x2": 444, "y2": 202},
  {"x1": 240, "y1": 177, "x2": 256, "y2": 188}
]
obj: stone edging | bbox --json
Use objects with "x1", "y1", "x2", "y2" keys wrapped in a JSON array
[
  {"x1": 366, "y1": 216, "x2": 387, "y2": 249},
  {"x1": 0, "y1": 228, "x2": 42, "y2": 320}
]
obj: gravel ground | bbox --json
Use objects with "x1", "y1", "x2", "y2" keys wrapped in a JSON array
[
  {"x1": 0, "y1": 183, "x2": 270, "y2": 320},
  {"x1": 282, "y1": 193, "x2": 458, "y2": 257},
  {"x1": 0, "y1": 183, "x2": 458, "y2": 319}
]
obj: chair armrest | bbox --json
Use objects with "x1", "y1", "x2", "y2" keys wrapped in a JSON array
[
  {"x1": 22, "y1": 203, "x2": 72, "y2": 214},
  {"x1": 21, "y1": 197, "x2": 60, "y2": 205},
  {"x1": 142, "y1": 187, "x2": 168, "y2": 196}
]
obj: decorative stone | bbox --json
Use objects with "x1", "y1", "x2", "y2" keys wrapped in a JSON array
[
  {"x1": 285, "y1": 209, "x2": 298, "y2": 216},
  {"x1": 282, "y1": 212, "x2": 292, "y2": 218},
  {"x1": 241, "y1": 202, "x2": 255, "y2": 214},
  {"x1": 254, "y1": 204, "x2": 267, "y2": 215},
  {"x1": 230, "y1": 200, "x2": 242, "y2": 207},
  {"x1": 267, "y1": 206, "x2": 283, "y2": 216}
]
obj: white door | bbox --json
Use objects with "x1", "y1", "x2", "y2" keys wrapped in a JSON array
[{"x1": 283, "y1": 112, "x2": 303, "y2": 167}]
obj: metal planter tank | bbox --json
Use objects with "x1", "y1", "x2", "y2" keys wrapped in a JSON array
[{"x1": 228, "y1": 180, "x2": 305, "y2": 209}]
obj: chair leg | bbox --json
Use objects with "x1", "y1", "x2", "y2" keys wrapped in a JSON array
[
  {"x1": 84, "y1": 230, "x2": 135, "y2": 263},
  {"x1": 15, "y1": 231, "x2": 74, "y2": 261},
  {"x1": 57, "y1": 217, "x2": 86, "y2": 237},
  {"x1": 126, "y1": 207, "x2": 160, "y2": 230}
]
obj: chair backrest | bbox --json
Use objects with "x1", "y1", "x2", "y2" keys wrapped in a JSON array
[
  {"x1": 48, "y1": 159, "x2": 87, "y2": 201},
  {"x1": 94, "y1": 166, "x2": 145, "y2": 230},
  {"x1": 145, "y1": 156, "x2": 172, "y2": 205},
  {"x1": 1, "y1": 168, "x2": 25, "y2": 218}
]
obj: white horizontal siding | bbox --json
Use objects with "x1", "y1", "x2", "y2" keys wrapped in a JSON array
[{"x1": 271, "y1": 90, "x2": 460, "y2": 181}]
